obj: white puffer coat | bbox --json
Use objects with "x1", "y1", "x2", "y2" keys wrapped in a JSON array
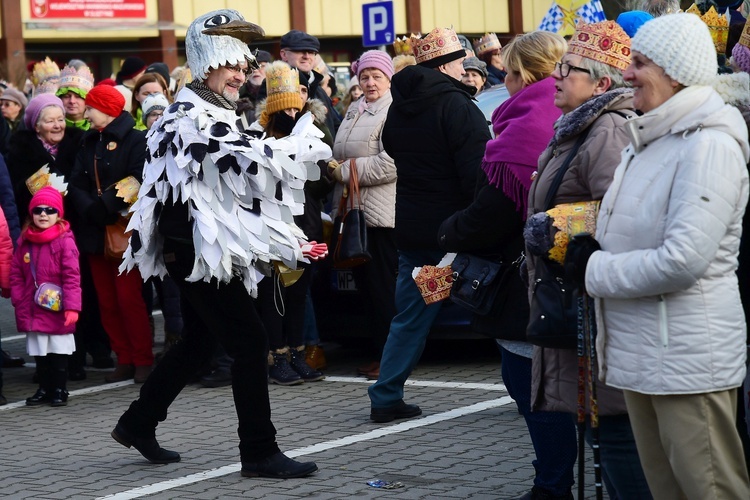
[
  {"x1": 586, "y1": 85, "x2": 750, "y2": 395},
  {"x1": 331, "y1": 92, "x2": 396, "y2": 228}
]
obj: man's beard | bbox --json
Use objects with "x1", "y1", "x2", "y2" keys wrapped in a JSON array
[{"x1": 222, "y1": 88, "x2": 240, "y2": 103}]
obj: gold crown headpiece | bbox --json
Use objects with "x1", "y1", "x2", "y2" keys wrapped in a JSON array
[
  {"x1": 393, "y1": 34, "x2": 421, "y2": 56},
  {"x1": 58, "y1": 64, "x2": 95, "y2": 93},
  {"x1": 688, "y1": 4, "x2": 729, "y2": 54},
  {"x1": 265, "y1": 61, "x2": 300, "y2": 96},
  {"x1": 740, "y1": 16, "x2": 750, "y2": 49},
  {"x1": 413, "y1": 27, "x2": 465, "y2": 68},
  {"x1": 31, "y1": 57, "x2": 60, "y2": 86},
  {"x1": 473, "y1": 33, "x2": 501, "y2": 56},
  {"x1": 33, "y1": 79, "x2": 59, "y2": 97},
  {"x1": 568, "y1": 21, "x2": 631, "y2": 72}
]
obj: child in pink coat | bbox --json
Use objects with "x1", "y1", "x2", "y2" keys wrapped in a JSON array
[
  {"x1": 10, "y1": 186, "x2": 81, "y2": 407},
  {"x1": 0, "y1": 206, "x2": 14, "y2": 405}
]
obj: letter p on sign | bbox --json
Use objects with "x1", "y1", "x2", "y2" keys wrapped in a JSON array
[{"x1": 362, "y1": 1, "x2": 394, "y2": 47}]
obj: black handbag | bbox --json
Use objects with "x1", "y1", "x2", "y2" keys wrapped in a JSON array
[
  {"x1": 450, "y1": 251, "x2": 527, "y2": 341},
  {"x1": 526, "y1": 128, "x2": 590, "y2": 349},
  {"x1": 332, "y1": 159, "x2": 371, "y2": 268},
  {"x1": 526, "y1": 258, "x2": 578, "y2": 348}
]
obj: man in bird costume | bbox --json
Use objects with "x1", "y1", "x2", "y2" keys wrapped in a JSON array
[{"x1": 112, "y1": 9, "x2": 328, "y2": 478}]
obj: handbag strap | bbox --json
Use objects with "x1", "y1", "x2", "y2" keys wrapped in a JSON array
[
  {"x1": 28, "y1": 245, "x2": 39, "y2": 289},
  {"x1": 347, "y1": 159, "x2": 362, "y2": 212},
  {"x1": 543, "y1": 127, "x2": 591, "y2": 211},
  {"x1": 93, "y1": 156, "x2": 103, "y2": 197}
]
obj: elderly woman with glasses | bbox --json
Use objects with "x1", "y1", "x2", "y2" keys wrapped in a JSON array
[{"x1": 525, "y1": 21, "x2": 652, "y2": 499}]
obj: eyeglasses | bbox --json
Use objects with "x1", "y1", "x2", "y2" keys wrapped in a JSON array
[
  {"x1": 32, "y1": 206, "x2": 59, "y2": 216},
  {"x1": 555, "y1": 61, "x2": 591, "y2": 78},
  {"x1": 226, "y1": 64, "x2": 250, "y2": 77}
]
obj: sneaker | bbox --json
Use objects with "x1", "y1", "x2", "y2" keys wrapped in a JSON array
[
  {"x1": 289, "y1": 346, "x2": 324, "y2": 382},
  {"x1": 268, "y1": 349, "x2": 303, "y2": 386},
  {"x1": 199, "y1": 368, "x2": 232, "y2": 388}
]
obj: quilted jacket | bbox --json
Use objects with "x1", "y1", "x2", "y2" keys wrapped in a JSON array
[
  {"x1": 587, "y1": 85, "x2": 750, "y2": 395},
  {"x1": 331, "y1": 91, "x2": 396, "y2": 228},
  {"x1": 528, "y1": 89, "x2": 635, "y2": 415}
]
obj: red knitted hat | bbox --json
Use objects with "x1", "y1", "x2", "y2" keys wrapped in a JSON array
[
  {"x1": 85, "y1": 84, "x2": 125, "y2": 118},
  {"x1": 29, "y1": 186, "x2": 64, "y2": 219}
]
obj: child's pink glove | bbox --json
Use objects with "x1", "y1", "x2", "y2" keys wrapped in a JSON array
[
  {"x1": 0, "y1": 288, "x2": 9, "y2": 299},
  {"x1": 64, "y1": 310, "x2": 79, "y2": 326},
  {"x1": 301, "y1": 241, "x2": 328, "y2": 261}
]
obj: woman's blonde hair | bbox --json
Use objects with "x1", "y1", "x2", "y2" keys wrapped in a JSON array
[{"x1": 502, "y1": 31, "x2": 567, "y2": 86}]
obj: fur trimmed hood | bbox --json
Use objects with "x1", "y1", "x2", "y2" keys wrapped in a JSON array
[
  {"x1": 552, "y1": 87, "x2": 633, "y2": 147},
  {"x1": 255, "y1": 97, "x2": 328, "y2": 126}
]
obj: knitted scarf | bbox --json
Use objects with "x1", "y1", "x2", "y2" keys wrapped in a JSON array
[
  {"x1": 482, "y1": 77, "x2": 561, "y2": 218},
  {"x1": 22, "y1": 220, "x2": 70, "y2": 244},
  {"x1": 187, "y1": 80, "x2": 237, "y2": 111},
  {"x1": 37, "y1": 134, "x2": 59, "y2": 157}
]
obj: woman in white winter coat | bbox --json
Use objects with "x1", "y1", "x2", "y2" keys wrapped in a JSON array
[
  {"x1": 566, "y1": 14, "x2": 750, "y2": 499},
  {"x1": 329, "y1": 50, "x2": 396, "y2": 379}
]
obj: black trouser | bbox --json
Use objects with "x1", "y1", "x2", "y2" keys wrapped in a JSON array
[
  {"x1": 352, "y1": 227, "x2": 398, "y2": 355},
  {"x1": 70, "y1": 256, "x2": 111, "y2": 369},
  {"x1": 256, "y1": 263, "x2": 312, "y2": 351},
  {"x1": 118, "y1": 239, "x2": 279, "y2": 462}
]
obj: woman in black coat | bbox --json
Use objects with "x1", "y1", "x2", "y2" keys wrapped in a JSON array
[{"x1": 67, "y1": 85, "x2": 153, "y2": 384}]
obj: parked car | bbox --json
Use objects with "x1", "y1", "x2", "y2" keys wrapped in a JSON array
[{"x1": 313, "y1": 85, "x2": 511, "y2": 343}]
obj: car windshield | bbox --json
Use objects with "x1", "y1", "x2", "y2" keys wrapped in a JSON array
[{"x1": 474, "y1": 84, "x2": 510, "y2": 138}]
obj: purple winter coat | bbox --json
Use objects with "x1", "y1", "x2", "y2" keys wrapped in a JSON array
[{"x1": 10, "y1": 229, "x2": 81, "y2": 334}]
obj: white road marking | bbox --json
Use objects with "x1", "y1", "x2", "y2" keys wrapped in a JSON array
[{"x1": 97, "y1": 396, "x2": 514, "y2": 500}]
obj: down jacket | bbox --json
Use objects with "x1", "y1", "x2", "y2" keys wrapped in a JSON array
[
  {"x1": 528, "y1": 88, "x2": 636, "y2": 415},
  {"x1": 10, "y1": 229, "x2": 82, "y2": 334},
  {"x1": 332, "y1": 91, "x2": 395, "y2": 228},
  {"x1": 586, "y1": 85, "x2": 750, "y2": 395}
]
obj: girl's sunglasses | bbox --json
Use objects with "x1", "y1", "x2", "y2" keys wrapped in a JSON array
[{"x1": 32, "y1": 206, "x2": 59, "y2": 215}]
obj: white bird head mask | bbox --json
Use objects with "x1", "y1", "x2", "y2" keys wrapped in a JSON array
[{"x1": 186, "y1": 9, "x2": 266, "y2": 81}]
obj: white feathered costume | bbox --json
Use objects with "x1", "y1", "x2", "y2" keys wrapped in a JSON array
[{"x1": 120, "y1": 10, "x2": 331, "y2": 297}]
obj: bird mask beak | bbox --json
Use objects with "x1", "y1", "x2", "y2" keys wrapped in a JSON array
[{"x1": 202, "y1": 20, "x2": 266, "y2": 44}]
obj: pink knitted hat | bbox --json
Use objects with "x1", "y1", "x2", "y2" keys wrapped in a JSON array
[
  {"x1": 352, "y1": 50, "x2": 395, "y2": 80},
  {"x1": 29, "y1": 186, "x2": 64, "y2": 219}
]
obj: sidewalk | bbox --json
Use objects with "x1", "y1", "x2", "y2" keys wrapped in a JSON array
[{"x1": 0, "y1": 298, "x2": 605, "y2": 499}]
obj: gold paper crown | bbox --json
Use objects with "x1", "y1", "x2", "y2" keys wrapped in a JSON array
[
  {"x1": 58, "y1": 64, "x2": 95, "y2": 93},
  {"x1": 34, "y1": 79, "x2": 59, "y2": 96},
  {"x1": 688, "y1": 4, "x2": 729, "y2": 54},
  {"x1": 393, "y1": 34, "x2": 420, "y2": 56},
  {"x1": 473, "y1": 33, "x2": 501, "y2": 56},
  {"x1": 568, "y1": 21, "x2": 631, "y2": 72},
  {"x1": 413, "y1": 27, "x2": 465, "y2": 67},
  {"x1": 264, "y1": 61, "x2": 303, "y2": 115},
  {"x1": 31, "y1": 57, "x2": 60, "y2": 86},
  {"x1": 740, "y1": 16, "x2": 750, "y2": 49}
]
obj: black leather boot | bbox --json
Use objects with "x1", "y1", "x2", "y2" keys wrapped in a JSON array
[
  {"x1": 26, "y1": 388, "x2": 51, "y2": 406},
  {"x1": 289, "y1": 346, "x2": 324, "y2": 382},
  {"x1": 111, "y1": 423, "x2": 181, "y2": 464},
  {"x1": 50, "y1": 389, "x2": 69, "y2": 407},
  {"x1": 241, "y1": 452, "x2": 317, "y2": 478},
  {"x1": 268, "y1": 348, "x2": 303, "y2": 386}
]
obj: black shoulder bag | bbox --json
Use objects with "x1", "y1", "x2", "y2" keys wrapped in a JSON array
[{"x1": 526, "y1": 128, "x2": 590, "y2": 349}]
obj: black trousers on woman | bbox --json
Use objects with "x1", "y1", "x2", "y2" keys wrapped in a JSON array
[
  {"x1": 117, "y1": 239, "x2": 280, "y2": 462},
  {"x1": 256, "y1": 263, "x2": 312, "y2": 351}
]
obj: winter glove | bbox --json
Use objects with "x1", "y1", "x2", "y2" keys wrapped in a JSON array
[
  {"x1": 0, "y1": 288, "x2": 9, "y2": 298},
  {"x1": 301, "y1": 241, "x2": 328, "y2": 261},
  {"x1": 564, "y1": 233, "x2": 601, "y2": 291},
  {"x1": 64, "y1": 310, "x2": 79, "y2": 326},
  {"x1": 327, "y1": 160, "x2": 344, "y2": 184}
]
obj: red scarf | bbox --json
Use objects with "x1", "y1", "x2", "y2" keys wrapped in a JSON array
[{"x1": 22, "y1": 220, "x2": 70, "y2": 244}]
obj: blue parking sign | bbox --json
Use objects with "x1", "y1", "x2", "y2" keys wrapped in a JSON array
[{"x1": 362, "y1": 1, "x2": 394, "y2": 47}]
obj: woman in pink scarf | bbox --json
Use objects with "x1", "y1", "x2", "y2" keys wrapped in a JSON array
[{"x1": 438, "y1": 31, "x2": 577, "y2": 500}]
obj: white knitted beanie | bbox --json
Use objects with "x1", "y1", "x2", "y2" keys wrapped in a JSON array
[{"x1": 631, "y1": 13, "x2": 716, "y2": 87}]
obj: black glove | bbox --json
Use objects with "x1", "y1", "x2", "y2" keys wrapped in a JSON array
[{"x1": 564, "y1": 233, "x2": 600, "y2": 290}]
